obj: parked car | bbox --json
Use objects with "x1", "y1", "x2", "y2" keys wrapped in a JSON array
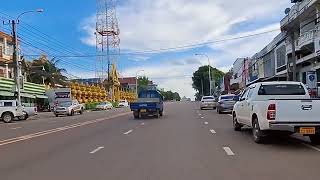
[
  {"x1": 216, "y1": 94, "x2": 238, "y2": 114},
  {"x1": 54, "y1": 100, "x2": 84, "y2": 117},
  {"x1": 130, "y1": 90, "x2": 164, "y2": 119},
  {"x1": 118, "y1": 100, "x2": 129, "y2": 107},
  {"x1": 200, "y1": 96, "x2": 216, "y2": 110},
  {"x1": 0, "y1": 100, "x2": 24, "y2": 123},
  {"x1": 232, "y1": 81, "x2": 320, "y2": 144},
  {"x1": 96, "y1": 101, "x2": 113, "y2": 110},
  {"x1": 0, "y1": 100, "x2": 37, "y2": 121}
]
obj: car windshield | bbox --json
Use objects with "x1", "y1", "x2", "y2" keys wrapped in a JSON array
[
  {"x1": 202, "y1": 97, "x2": 214, "y2": 100},
  {"x1": 258, "y1": 84, "x2": 306, "y2": 95},
  {"x1": 220, "y1": 95, "x2": 235, "y2": 100},
  {"x1": 59, "y1": 102, "x2": 72, "y2": 107}
]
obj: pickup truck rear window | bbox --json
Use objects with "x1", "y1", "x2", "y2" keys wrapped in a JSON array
[{"x1": 258, "y1": 84, "x2": 306, "y2": 95}]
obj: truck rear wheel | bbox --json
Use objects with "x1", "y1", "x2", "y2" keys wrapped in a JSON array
[
  {"x1": 2, "y1": 112, "x2": 13, "y2": 123},
  {"x1": 252, "y1": 118, "x2": 266, "y2": 144},
  {"x1": 309, "y1": 135, "x2": 320, "y2": 145},
  {"x1": 133, "y1": 112, "x2": 139, "y2": 119},
  {"x1": 154, "y1": 110, "x2": 160, "y2": 118}
]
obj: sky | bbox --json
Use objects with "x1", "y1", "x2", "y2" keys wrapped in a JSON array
[{"x1": 0, "y1": 0, "x2": 292, "y2": 99}]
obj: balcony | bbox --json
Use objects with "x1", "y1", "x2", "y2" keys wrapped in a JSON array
[
  {"x1": 297, "y1": 29, "x2": 319, "y2": 48},
  {"x1": 281, "y1": 0, "x2": 316, "y2": 29}
]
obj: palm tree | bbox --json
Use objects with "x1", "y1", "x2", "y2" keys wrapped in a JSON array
[{"x1": 23, "y1": 55, "x2": 68, "y2": 87}]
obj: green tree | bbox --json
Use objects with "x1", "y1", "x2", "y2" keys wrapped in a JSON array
[
  {"x1": 192, "y1": 66, "x2": 224, "y2": 100},
  {"x1": 137, "y1": 76, "x2": 150, "y2": 92},
  {"x1": 160, "y1": 90, "x2": 181, "y2": 101},
  {"x1": 23, "y1": 55, "x2": 67, "y2": 87}
]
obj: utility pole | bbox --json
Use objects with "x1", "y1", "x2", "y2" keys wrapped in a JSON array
[
  {"x1": 12, "y1": 20, "x2": 21, "y2": 106},
  {"x1": 291, "y1": 32, "x2": 297, "y2": 81},
  {"x1": 201, "y1": 78, "x2": 204, "y2": 96}
]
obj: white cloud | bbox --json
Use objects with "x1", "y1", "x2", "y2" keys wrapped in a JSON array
[
  {"x1": 79, "y1": 0, "x2": 291, "y2": 99},
  {"x1": 81, "y1": 0, "x2": 290, "y2": 51}
]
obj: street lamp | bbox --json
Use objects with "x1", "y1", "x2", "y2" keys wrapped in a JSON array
[
  {"x1": 195, "y1": 53, "x2": 213, "y2": 96},
  {"x1": 13, "y1": 9, "x2": 44, "y2": 106},
  {"x1": 136, "y1": 70, "x2": 144, "y2": 96}
]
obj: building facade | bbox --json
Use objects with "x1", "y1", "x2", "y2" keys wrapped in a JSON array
[{"x1": 0, "y1": 31, "x2": 14, "y2": 78}]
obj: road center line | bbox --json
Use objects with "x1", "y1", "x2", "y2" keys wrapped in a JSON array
[
  {"x1": 204, "y1": 121, "x2": 209, "y2": 125},
  {"x1": 124, "y1": 130, "x2": 133, "y2": 135},
  {"x1": 301, "y1": 143, "x2": 320, "y2": 152},
  {"x1": 210, "y1": 129, "x2": 216, "y2": 134},
  {"x1": 223, "y1": 147, "x2": 235, "y2": 156},
  {"x1": 11, "y1": 127, "x2": 22, "y2": 130},
  {"x1": 0, "y1": 112, "x2": 131, "y2": 147},
  {"x1": 90, "y1": 146, "x2": 104, "y2": 154}
]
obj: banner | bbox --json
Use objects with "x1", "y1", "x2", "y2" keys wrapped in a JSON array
[{"x1": 306, "y1": 71, "x2": 317, "y2": 89}]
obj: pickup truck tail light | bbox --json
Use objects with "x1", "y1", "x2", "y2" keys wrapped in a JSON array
[{"x1": 267, "y1": 104, "x2": 276, "y2": 120}]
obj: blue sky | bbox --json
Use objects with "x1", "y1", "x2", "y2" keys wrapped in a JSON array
[{"x1": 0, "y1": 0, "x2": 292, "y2": 98}]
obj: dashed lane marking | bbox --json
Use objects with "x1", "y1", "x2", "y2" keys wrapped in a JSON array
[
  {"x1": 210, "y1": 129, "x2": 216, "y2": 134},
  {"x1": 204, "y1": 121, "x2": 209, "y2": 125},
  {"x1": 301, "y1": 143, "x2": 320, "y2": 152},
  {"x1": 123, "y1": 130, "x2": 133, "y2": 135},
  {"x1": 201, "y1": 117, "x2": 204, "y2": 119},
  {"x1": 90, "y1": 146, "x2": 104, "y2": 154},
  {"x1": 223, "y1": 147, "x2": 235, "y2": 156},
  {"x1": 11, "y1": 127, "x2": 22, "y2": 130}
]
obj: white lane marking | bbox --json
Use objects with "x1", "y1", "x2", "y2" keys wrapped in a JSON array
[
  {"x1": 223, "y1": 147, "x2": 235, "y2": 156},
  {"x1": 301, "y1": 143, "x2": 320, "y2": 152},
  {"x1": 204, "y1": 121, "x2": 209, "y2": 125},
  {"x1": 201, "y1": 117, "x2": 204, "y2": 119},
  {"x1": 141, "y1": 122, "x2": 145, "y2": 126},
  {"x1": 124, "y1": 130, "x2": 133, "y2": 135},
  {"x1": 11, "y1": 127, "x2": 22, "y2": 130},
  {"x1": 0, "y1": 112, "x2": 131, "y2": 147},
  {"x1": 227, "y1": 114, "x2": 233, "y2": 117},
  {"x1": 90, "y1": 146, "x2": 104, "y2": 154},
  {"x1": 210, "y1": 129, "x2": 216, "y2": 134}
]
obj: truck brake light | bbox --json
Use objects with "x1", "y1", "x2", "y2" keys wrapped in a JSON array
[{"x1": 267, "y1": 104, "x2": 276, "y2": 120}]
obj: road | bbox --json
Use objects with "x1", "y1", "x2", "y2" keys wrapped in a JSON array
[{"x1": 0, "y1": 102, "x2": 320, "y2": 180}]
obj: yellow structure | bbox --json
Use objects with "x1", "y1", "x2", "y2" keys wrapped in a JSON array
[
  {"x1": 70, "y1": 82, "x2": 108, "y2": 104},
  {"x1": 110, "y1": 63, "x2": 136, "y2": 102}
]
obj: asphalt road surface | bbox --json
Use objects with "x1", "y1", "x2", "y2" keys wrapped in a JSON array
[{"x1": 0, "y1": 102, "x2": 320, "y2": 180}]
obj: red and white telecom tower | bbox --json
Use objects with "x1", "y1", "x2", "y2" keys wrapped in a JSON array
[{"x1": 96, "y1": 0, "x2": 120, "y2": 82}]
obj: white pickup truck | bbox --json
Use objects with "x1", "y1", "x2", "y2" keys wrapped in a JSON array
[
  {"x1": 0, "y1": 101, "x2": 24, "y2": 123},
  {"x1": 233, "y1": 81, "x2": 320, "y2": 144}
]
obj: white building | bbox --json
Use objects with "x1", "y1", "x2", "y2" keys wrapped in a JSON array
[{"x1": 280, "y1": 0, "x2": 320, "y2": 85}]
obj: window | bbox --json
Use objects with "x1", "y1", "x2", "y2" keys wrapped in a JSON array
[
  {"x1": 240, "y1": 89, "x2": 249, "y2": 100},
  {"x1": 4, "y1": 102, "x2": 13, "y2": 107},
  {"x1": 220, "y1": 95, "x2": 235, "y2": 100},
  {"x1": 276, "y1": 45, "x2": 286, "y2": 68},
  {"x1": 258, "y1": 84, "x2": 306, "y2": 95},
  {"x1": 247, "y1": 88, "x2": 254, "y2": 99},
  {"x1": 202, "y1": 96, "x2": 214, "y2": 100}
]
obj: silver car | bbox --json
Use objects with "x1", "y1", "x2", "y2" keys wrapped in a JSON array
[
  {"x1": 216, "y1": 94, "x2": 238, "y2": 114},
  {"x1": 200, "y1": 96, "x2": 217, "y2": 110}
]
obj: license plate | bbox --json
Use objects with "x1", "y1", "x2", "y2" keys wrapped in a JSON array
[
  {"x1": 299, "y1": 127, "x2": 316, "y2": 134},
  {"x1": 140, "y1": 109, "x2": 147, "y2": 113}
]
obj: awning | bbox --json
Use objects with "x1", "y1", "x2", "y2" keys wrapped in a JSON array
[
  {"x1": 20, "y1": 93, "x2": 36, "y2": 99},
  {"x1": 35, "y1": 95, "x2": 48, "y2": 99},
  {"x1": 0, "y1": 91, "x2": 14, "y2": 97}
]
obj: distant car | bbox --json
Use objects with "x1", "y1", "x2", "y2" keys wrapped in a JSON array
[
  {"x1": 200, "y1": 96, "x2": 217, "y2": 110},
  {"x1": 96, "y1": 101, "x2": 113, "y2": 110},
  {"x1": 216, "y1": 94, "x2": 238, "y2": 114},
  {"x1": 54, "y1": 100, "x2": 84, "y2": 117},
  {"x1": 118, "y1": 100, "x2": 129, "y2": 107}
]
